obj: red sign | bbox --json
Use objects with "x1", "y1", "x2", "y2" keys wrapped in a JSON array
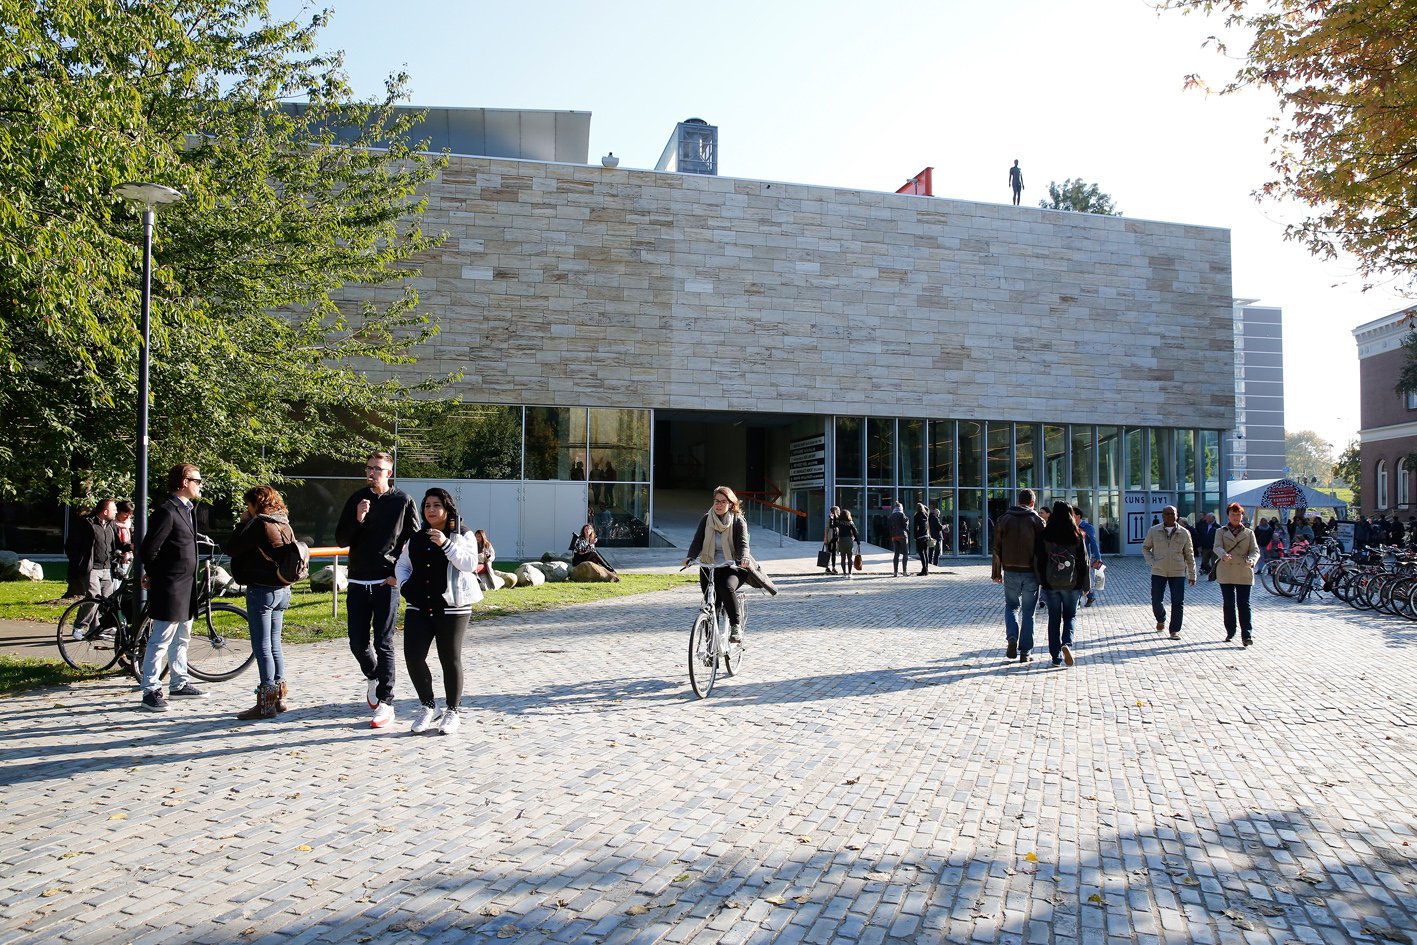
[{"x1": 1260, "y1": 480, "x2": 1302, "y2": 508}]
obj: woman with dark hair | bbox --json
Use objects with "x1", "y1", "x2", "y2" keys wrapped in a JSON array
[
  {"x1": 227, "y1": 485, "x2": 299, "y2": 719},
  {"x1": 835, "y1": 509, "x2": 858, "y2": 578},
  {"x1": 569, "y1": 523, "x2": 617, "y2": 574},
  {"x1": 394, "y1": 488, "x2": 481, "y2": 736},
  {"x1": 474, "y1": 529, "x2": 497, "y2": 591},
  {"x1": 912, "y1": 502, "x2": 932, "y2": 576},
  {"x1": 1034, "y1": 500, "x2": 1091, "y2": 667}
]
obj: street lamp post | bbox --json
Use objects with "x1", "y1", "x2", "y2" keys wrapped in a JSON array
[{"x1": 115, "y1": 182, "x2": 183, "y2": 624}]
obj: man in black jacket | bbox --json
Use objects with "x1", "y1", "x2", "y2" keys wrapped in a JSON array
[
  {"x1": 335, "y1": 451, "x2": 418, "y2": 728},
  {"x1": 65, "y1": 499, "x2": 120, "y2": 625},
  {"x1": 138, "y1": 465, "x2": 205, "y2": 711}
]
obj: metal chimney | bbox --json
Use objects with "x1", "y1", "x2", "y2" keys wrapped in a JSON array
[{"x1": 655, "y1": 118, "x2": 717, "y2": 175}]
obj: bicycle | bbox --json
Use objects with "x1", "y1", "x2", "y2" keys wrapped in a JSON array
[
  {"x1": 56, "y1": 537, "x2": 254, "y2": 682},
  {"x1": 685, "y1": 563, "x2": 745, "y2": 699}
]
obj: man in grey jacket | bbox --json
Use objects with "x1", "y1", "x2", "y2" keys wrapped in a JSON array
[
  {"x1": 1142, "y1": 505, "x2": 1197, "y2": 639},
  {"x1": 991, "y1": 489, "x2": 1044, "y2": 662}
]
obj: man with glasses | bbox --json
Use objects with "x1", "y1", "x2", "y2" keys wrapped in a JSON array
[
  {"x1": 336, "y1": 451, "x2": 418, "y2": 728},
  {"x1": 139, "y1": 464, "x2": 206, "y2": 711}
]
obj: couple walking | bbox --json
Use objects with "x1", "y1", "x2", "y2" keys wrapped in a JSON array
[{"x1": 990, "y1": 489, "x2": 1093, "y2": 666}]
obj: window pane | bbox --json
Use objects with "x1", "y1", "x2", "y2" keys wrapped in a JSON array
[
  {"x1": 835, "y1": 417, "x2": 863, "y2": 486},
  {"x1": 899, "y1": 419, "x2": 925, "y2": 487},
  {"x1": 930, "y1": 488, "x2": 955, "y2": 555},
  {"x1": 986, "y1": 422, "x2": 1011, "y2": 489},
  {"x1": 1126, "y1": 428, "x2": 1144, "y2": 490},
  {"x1": 397, "y1": 405, "x2": 522, "y2": 480},
  {"x1": 958, "y1": 421, "x2": 983, "y2": 488},
  {"x1": 1200, "y1": 430, "x2": 1220, "y2": 491},
  {"x1": 1176, "y1": 429, "x2": 1196, "y2": 493},
  {"x1": 866, "y1": 488, "x2": 896, "y2": 545},
  {"x1": 958, "y1": 489, "x2": 984, "y2": 555},
  {"x1": 589, "y1": 408, "x2": 650, "y2": 484},
  {"x1": 1072, "y1": 426, "x2": 1094, "y2": 497},
  {"x1": 1098, "y1": 426, "x2": 1120, "y2": 491},
  {"x1": 929, "y1": 420, "x2": 955, "y2": 486},
  {"x1": 283, "y1": 478, "x2": 367, "y2": 548},
  {"x1": 525, "y1": 407, "x2": 587, "y2": 481},
  {"x1": 591, "y1": 484, "x2": 649, "y2": 547},
  {"x1": 1150, "y1": 428, "x2": 1176, "y2": 491},
  {"x1": 1015, "y1": 424, "x2": 1036, "y2": 489},
  {"x1": 1097, "y1": 490, "x2": 1122, "y2": 553},
  {"x1": 867, "y1": 419, "x2": 896, "y2": 485},
  {"x1": 835, "y1": 486, "x2": 863, "y2": 534},
  {"x1": 1043, "y1": 425, "x2": 1067, "y2": 493}
]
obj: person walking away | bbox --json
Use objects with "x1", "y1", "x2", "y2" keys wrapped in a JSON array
[
  {"x1": 1036, "y1": 501, "x2": 1090, "y2": 667},
  {"x1": 66, "y1": 498, "x2": 120, "y2": 633},
  {"x1": 888, "y1": 501, "x2": 910, "y2": 577},
  {"x1": 835, "y1": 509, "x2": 859, "y2": 578},
  {"x1": 227, "y1": 485, "x2": 299, "y2": 719},
  {"x1": 1142, "y1": 505, "x2": 1196, "y2": 639},
  {"x1": 1214, "y1": 502, "x2": 1260, "y2": 648},
  {"x1": 991, "y1": 489, "x2": 1044, "y2": 662},
  {"x1": 928, "y1": 505, "x2": 945, "y2": 565},
  {"x1": 474, "y1": 529, "x2": 497, "y2": 591},
  {"x1": 912, "y1": 502, "x2": 932, "y2": 575},
  {"x1": 1073, "y1": 505, "x2": 1102, "y2": 607},
  {"x1": 1195, "y1": 512, "x2": 1219, "y2": 580},
  {"x1": 138, "y1": 465, "x2": 206, "y2": 711},
  {"x1": 396, "y1": 488, "x2": 481, "y2": 736},
  {"x1": 822, "y1": 506, "x2": 840, "y2": 574},
  {"x1": 335, "y1": 451, "x2": 418, "y2": 728}
]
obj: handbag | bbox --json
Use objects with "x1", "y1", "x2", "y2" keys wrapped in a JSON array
[
  {"x1": 853, "y1": 553, "x2": 863, "y2": 572},
  {"x1": 816, "y1": 547, "x2": 832, "y2": 569}
]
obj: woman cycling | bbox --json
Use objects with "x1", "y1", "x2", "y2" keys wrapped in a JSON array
[
  {"x1": 394, "y1": 488, "x2": 481, "y2": 736},
  {"x1": 684, "y1": 486, "x2": 777, "y2": 644}
]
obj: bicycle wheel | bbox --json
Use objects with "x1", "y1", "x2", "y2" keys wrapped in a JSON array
[
  {"x1": 688, "y1": 611, "x2": 717, "y2": 699},
  {"x1": 186, "y1": 603, "x2": 254, "y2": 682},
  {"x1": 123, "y1": 617, "x2": 155, "y2": 680},
  {"x1": 55, "y1": 599, "x2": 120, "y2": 672},
  {"x1": 1272, "y1": 560, "x2": 1305, "y2": 597}
]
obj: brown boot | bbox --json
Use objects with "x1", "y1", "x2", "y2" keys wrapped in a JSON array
[
  {"x1": 276, "y1": 679, "x2": 289, "y2": 713},
  {"x1": 235, "y1": 683, "x2": 278, "y2": 720}
]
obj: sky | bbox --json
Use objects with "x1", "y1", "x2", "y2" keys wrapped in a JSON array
[{"x1": 272, "y1": 0, "x2": 1413, "y2": 455}]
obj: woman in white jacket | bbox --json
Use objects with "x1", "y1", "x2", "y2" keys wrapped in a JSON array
[{"x1": 394, "y1": 488, "x2": 482, "y2": 736}]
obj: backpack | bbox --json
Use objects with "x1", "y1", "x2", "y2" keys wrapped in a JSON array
[
  {"x1": 260, "y1": 521, "x2": 310, "y2": 586},
  {"x1": 1043, "y1": 540, "x2": 1078, "y2": 590}
]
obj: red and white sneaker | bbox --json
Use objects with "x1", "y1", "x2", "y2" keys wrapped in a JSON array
[
  {"x1": 365, "y1": 679, "x2": 378, "y2": 709},
  {"x1": 371, "y1": 702, "x2": 395, "y2": 728}
]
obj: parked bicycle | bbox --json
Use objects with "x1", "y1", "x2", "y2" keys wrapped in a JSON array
[
  {"x1": 56, "y1": 537, "x2": 254, "y2": 681},
  {"x1": 685, "y1": 563, "x2": 745, "y2": 699}
]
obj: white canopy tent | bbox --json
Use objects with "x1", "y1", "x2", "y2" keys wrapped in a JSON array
[{"x1": 1225, "y1": 478, "x2": 1346, "y2": 512}]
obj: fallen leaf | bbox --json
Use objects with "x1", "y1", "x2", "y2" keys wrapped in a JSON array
[
  {"x1": 1087, "y1": 894, "x2": 1104, "y2": 905},
  {"x1": 41, "y1": 888, "x2": 63, "y2": 898},
  {"x1": 764, "y1": 895, "x2": 786, "y2": 906},
  {"x1": 1024, "y1": 852, "x2": 1039, "y2": 863},
  {"x1": 58, "y1": 851, "x2": 88, "y2": 860},
  {"x1": 496, "y1": 929, "x2": 518, "y2": 939},
  {"x1": 1360, "y1": 923, "x2": 1413, "y2": 943},
  {"x1": 793, "y1": 895, "x2": 810, "y2": 904},
  {"x1": 1180, "y1": 877, "x2": 1201, "y2": 886},
  {"x1": 239, "y1": 927, "x2": 256, "y2": 937},
  {"x1": 672, "y1": 872, "x2": 691, "y2": 883},
  {"x1": 1297, "y1": 872, "x2": 1324, "y2": 885},
  {"x1": 844, "y1": 778, "x2": 859, "y2": 785},
  {"x1": 1136, "y1": 700, "x2": 1148, "y2": 707},
  {"x1": 108, "y1": 813, "x2": 127, "y2": 821},
  {"x1": 626, "y1": 904, "x2": 649, "y2": 916},
  {"x1": 295, "y1": 844, "x2": 312, "y2": 852},
  {"x1": 1222, "y1": 909, "x2": 1255, "y2": 931},
  {"x1": 1249, "y1": 901, "x2": 1284, "y2": 917},
  {"x1": 478, "y1": 906, "x2": 502, "y2": 917},
  {"x1": 1303, "y1": 896, "x2": 1324, "y2": 906},
  {"x1": 798, "y1": 836, "x2": 813, "y2": 844}
]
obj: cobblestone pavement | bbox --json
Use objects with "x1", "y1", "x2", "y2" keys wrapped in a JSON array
[{"x1": 3, "y1": 559, "x2": 1415, "y2": 945}]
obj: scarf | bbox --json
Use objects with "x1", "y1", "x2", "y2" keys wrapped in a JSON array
[{"x1": 698, "y1": 511, "x2": 736, "y2": 566}]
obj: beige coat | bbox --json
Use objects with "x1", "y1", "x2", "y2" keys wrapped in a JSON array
[
  {"x1": 1142, "y1": 524, "x2": 1196, "y2": 580},
  {"x1": 1213, "y1": 525, "x2": 1259, "y2": 586}
]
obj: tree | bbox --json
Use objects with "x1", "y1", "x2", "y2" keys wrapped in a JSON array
[
  {"x1": 1161, "y1": 0, "x2": 1417, "y2": 293},
  {"x1": 1038, "y1": 179, "x2": 1121, "y2": 215},
  {"x1": 1333, "y1": 439, "x2": 1361, "y2": 506},
  {"x1": 0, "y1": 0, "x2": 449, "y2": 508},
  {"x1": 1284, "y1": 430, "x2": 1334, "y2": 484}
]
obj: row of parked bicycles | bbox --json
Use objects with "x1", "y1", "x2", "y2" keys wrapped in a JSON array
[{"x1": 1257, "y1": 536, "x2": 1417, "y2": 618}]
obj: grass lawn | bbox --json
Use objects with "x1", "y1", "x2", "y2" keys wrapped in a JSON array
[{"x1": 0, "y1": 568, "x2": 694, "y2": 694}]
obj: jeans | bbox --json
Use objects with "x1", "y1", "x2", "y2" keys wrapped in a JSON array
[
  {"x1": 1151, "y1": 575, "x2": 1187, "y2": 632},
  {"x1": 1041, "y1": 588, "x2": 1078, "y2": 661},
  {"x1": 140, "y1": 618, "x2": 192, "y2": 692},
  {"x1": 404, "y1": 608, "x2": 470, "y2": 709},
  {"x1": 1220, "y1": 583, "x2": 1253, "y2": 639},
  {"x1": 246, "y1": 584, "x2": 291, "y2": 687},
  {"x1": 1002, "y1": 571, "x2": 1039, "y2": 654},
  {"x1": 347, "y1": 580, "x2": 400, "y2": 704}
]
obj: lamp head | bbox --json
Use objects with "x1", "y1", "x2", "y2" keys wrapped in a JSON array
[{"x1": 115, "y1": 182, "x2": 183, "y2": 210}]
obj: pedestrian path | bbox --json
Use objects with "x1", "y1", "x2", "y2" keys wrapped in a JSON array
[{"x1": 1, "y1": 559, "x2": 1414, "y2": 945}]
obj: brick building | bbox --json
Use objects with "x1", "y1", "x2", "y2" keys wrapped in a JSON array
[{"x1": 1354, "y1": 307, "x2": 1417, "y2": 516}]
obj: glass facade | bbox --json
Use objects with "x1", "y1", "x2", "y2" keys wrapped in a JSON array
[{"x1": 828, "y1": 418, "x2": 1227, "y2": 556}]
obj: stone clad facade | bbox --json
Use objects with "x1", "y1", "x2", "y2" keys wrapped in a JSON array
[{"x1": 398, "y1": 156, "x2": 1235, "y2": 428}]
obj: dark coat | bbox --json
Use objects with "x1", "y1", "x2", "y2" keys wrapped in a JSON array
[
  {"x1": 887, "y1": 509, "x2": 909, "y2": 541},
  {"x1": 141, "y1": 494, "x2": 199, "y2": 621},
  {"x1": 1034, "y1": 531, "x2": 1092, "y2": 593},
  {"x1": 65, "y1": 513, "x2": 120, "y2": 594},
  {"x1": 227, "y1": 513, "x2": 295, "y2": 588},
  {"x1": 928, "y1": 508, "x2": 944, "y2": 539},
  {"x1": 334, "y1": 486, "x2": 419, "y2": 581},
  {"x1": 685, "y1": 513, "x2": 778, "y2": 596},
  {"x1": 912, "y1": 510, "x2": 930, "y2": 543}
]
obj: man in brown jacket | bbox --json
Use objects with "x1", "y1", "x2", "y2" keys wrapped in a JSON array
[
  {"x1": 991, "y1": 489, "x2": 1044, "y2": 662},
  {"x1": 1142, "y1": 505, "x2": 1197, "y2": 639}
]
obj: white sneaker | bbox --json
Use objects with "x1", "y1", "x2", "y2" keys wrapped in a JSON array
[
  {"x1": 370, "y1": 701, "x2": 395, "y2": 728},
  {"x1": 438, "y1": 709, "x2": 461, "y2": 736},
  {"x1": 410, "y1": 705, "x2": 439, "y2": 734},
  {"x1": 365, "y1": 678, "x2": 378, "y2": 709}
]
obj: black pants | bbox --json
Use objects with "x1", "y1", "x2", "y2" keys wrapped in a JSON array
[
  {"x1": 403, "y1": 608, "x2": 470, "y2": 708},
  {"x1": 838, "y1": 541, "x2": 854, "y2": 574},
  {"x1": 823, "y1": 539, "x2": 837, "y2": 571},
  {"x1": 572, "y1": 549, "x2": 616, "y2": 572},
  {"x1": 1220, "y1": 583, "x2": 1253, "y2": 639},
  {"x1": 699, "y1": 566, "x2": 743, "y2": 626},
  {"x1": 915, "y1": 538, "x2": 931, "y2": 574},
  {"x1": 892, "y1": 538, "x2": 909, "y2": 575},
  {"x1": 347, "y1": 581, "x2": 399, "y2": 704}
]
